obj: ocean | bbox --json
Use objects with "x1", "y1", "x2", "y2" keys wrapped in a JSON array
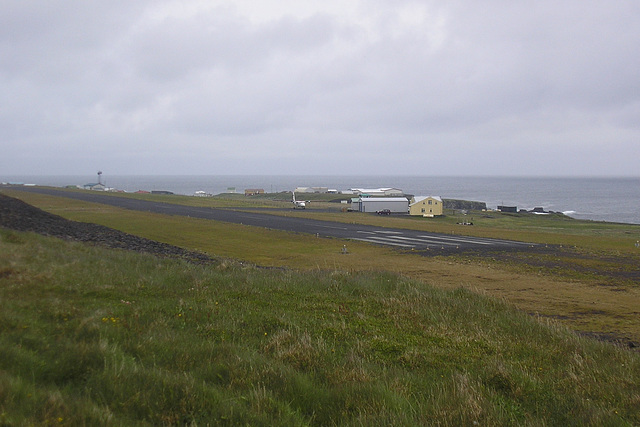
[{"x1": 2, "y1": 175, "x2": 639, "y2": 225}]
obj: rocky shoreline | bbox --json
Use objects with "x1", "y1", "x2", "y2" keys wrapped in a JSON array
[{"x1": 0, "y1": 193, "x2": 216, "y2": 264}]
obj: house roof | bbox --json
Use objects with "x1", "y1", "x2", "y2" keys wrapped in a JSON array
[
  {"x1": 410, "y1": 196, "x2": 442, "y2": 206},
  {"x1": 359, "y1": 197, "x2": 409, "y2": 203}
]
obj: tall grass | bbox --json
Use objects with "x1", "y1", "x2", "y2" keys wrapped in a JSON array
[
  {"x1": 1, "y1": 227, "x2": 639, "y2": 425},
  {"x1": 6, "y1": 189, "x2": 640, "y2": 346}
]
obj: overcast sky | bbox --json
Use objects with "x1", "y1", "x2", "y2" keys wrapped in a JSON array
[{"x1": 1, "y1": 1, "x2": 639, "y2": 176}]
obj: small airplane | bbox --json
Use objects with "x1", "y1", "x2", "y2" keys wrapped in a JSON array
[{"x1": 292, "y1": 192, "x2": 310, "y2": 209}]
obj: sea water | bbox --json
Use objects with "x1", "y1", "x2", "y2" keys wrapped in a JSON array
[{"x1": 2, "y1": 175, "x2": 639, "y2": 225}]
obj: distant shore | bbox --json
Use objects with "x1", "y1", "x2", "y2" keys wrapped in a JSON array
[{"x1": 2, "y1": 175, "x2": 639, "y2": 224}]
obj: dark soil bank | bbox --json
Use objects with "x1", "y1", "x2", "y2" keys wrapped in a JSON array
[{"x1": 0, "y1": 193, "x2": 216, "y2": 264}]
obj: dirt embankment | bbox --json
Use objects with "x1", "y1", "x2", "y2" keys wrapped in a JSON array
[{"x1": 0, "y1": 193, "x2": 216, "y2": 264}]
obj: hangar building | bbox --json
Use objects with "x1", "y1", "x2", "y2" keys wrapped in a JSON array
[{"x1": 354, "y1": 197, "x2": 409, "y2": 213}]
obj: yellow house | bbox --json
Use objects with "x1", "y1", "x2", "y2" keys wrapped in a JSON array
[{"x1": 409, "y1": 196, "x2": 443, "y2": 217}]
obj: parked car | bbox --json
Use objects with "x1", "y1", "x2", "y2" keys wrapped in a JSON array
[{"x1": 376, "y1": 209, "x2": 391, "y2": 215}]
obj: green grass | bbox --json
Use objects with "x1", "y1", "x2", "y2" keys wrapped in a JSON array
[
  {"x1": 5, "y1": 189, "x2": 640, "y2": 346},
  {"x1": 23, "y1": 187, "x2": 640, "y2": 252},
  {"x1": 285, "y1": 208, "x2": 640, "y2": 253},
  {"x1": 41, "y1": 187, "x2": 321, "y2": 209},
  {"x1": 1, "y1": 228, "x2": 639, "y2": 425}
]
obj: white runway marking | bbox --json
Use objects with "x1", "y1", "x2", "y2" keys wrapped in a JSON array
[
  {"x1": 389, "y1": 235, "x2": 460, "y2": 246},
  {"x1": 353, "y1": 234, "x2": 456, "y2": 248},
  {"x1": 352, "y1": 237, "x2": 415, "y2": 248},
  {"x1": 350, "y1": 230, "x2": 530, "y2": 249},
  {"x1": 417, "y1": 234, "x2": 494, "y2": 246}
]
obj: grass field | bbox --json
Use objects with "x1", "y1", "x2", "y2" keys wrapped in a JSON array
[
  {"x1": 5, "y1": 189, "x2": 640, "y2": 345},
  {"x1": 2, "y1": 188, "x2": 640, "y2": 424},
  {"x1": 1, "y1": 227, "x2": 639, "y2": 425}
]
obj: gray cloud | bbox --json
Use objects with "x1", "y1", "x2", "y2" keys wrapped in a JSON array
[{"x1": 1, "y1": 0, "x2": 639, "y2": 176}]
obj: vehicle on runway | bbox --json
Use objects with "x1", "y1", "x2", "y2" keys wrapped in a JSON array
[{"x1": 292, "y1": 192, "x2": 310, "y2": 209}]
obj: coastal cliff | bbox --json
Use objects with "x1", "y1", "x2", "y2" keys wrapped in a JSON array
[{"x1": 443, "y1": 199, "x2": 487, "y2": 211}]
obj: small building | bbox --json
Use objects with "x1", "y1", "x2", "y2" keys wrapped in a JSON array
[
  {"x1": 295, "y1": 186, "x2": 329, "y2": 193},
  {"x1": 350, "y1": 188, "x2": 404, "y2": 197},
  {"x1": 497, "y1": 205, "x2": 518, "y2": 213},
  {"x1": 348, "y1": 197, "x2": 361, "y2": 210},
  {"x1": 83, "y1": 183, "x2": 106, "y2": 191},
  {"x1": 245, "y1": 189, "x2": 264, "y2": 196},
  {"x1": 409, "y1": 196, "x2": 443, "y2": 217},
  {"x1": 354, "y1": 197, "x2": 409, "y2": 213}
]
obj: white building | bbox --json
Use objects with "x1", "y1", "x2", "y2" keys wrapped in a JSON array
[
  {"x1": 295, "y1": 186, "x2": 329, "y2": 193},
  {"x1": 83, "y1": 183, "x2": 106, "y2": 191},
  {"x1": 349, "y1": 188, "x2": 404, "y2": 197},
  {"x1": 353, "y1": 197, "x2": 409, "y2": 213}
]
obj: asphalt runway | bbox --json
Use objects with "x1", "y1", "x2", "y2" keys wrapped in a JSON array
[{"x1": 8, "y1": 187, "x2": 535, "y2": 252}]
